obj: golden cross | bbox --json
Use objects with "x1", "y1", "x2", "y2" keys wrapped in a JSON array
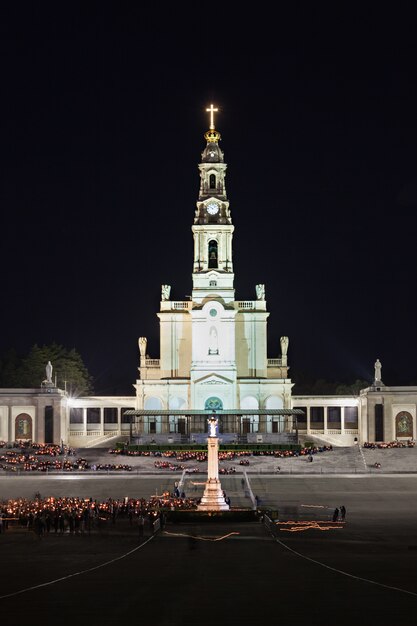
[{"x1": 206, "y1": 104, "x2": 218, "y2": 130}]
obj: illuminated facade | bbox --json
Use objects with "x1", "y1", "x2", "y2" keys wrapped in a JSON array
[
  {"x1": 133, "y1": 109, "x2": 293, "y2": 440},
  {"x1": 0, "y1": 110, "x2": 416, "y2": 447}
]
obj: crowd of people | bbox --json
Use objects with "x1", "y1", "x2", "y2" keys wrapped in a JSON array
[
  {"x1": 154, "y1": 460, "x2": 187, "y2": 471},
  {"x1": 0, "y1": 440, "x2": 335, "y2": 475},
  {"x1": 112, "y1": 445, "x2": 333, "y2": 461},
  {"x1": 0, "y1": 441, "x2": 76, "y2": 454},
  {"x1": 0, "y1": 453, "x2": 133, "y2": 473},
  {"x1": 219, "y1": 466, "x2": 236, "y2": 474},
  {"x1": 0, "y1": 442, "x2": 133, "y2": 473},
  {"x1": 0, "y1": 492, "x2": 198, "y2": 536},
  {"x1": 363, "y1": 440, "x2": 415, "y2": 449}
]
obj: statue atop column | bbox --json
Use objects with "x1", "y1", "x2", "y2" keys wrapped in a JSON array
[
  {"x1": 374, "y1": 358, "x2": 383, "y2": 384},
  {"x1": 208, "y1": 416, "x2": 218, "y2": 438},
  {"x1": 198, "y1": 410, "x2": 229, "y2": 511},
  {"x1": 161, "y1": 284, "x2": 171, "y2": 301},
  {"x1": 256, "y1": 284, "x2": 265, "y2": 300}
]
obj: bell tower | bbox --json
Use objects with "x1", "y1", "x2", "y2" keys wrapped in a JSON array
[{"x1": 192, "y1": 105, "x2": 235, "y2": 304}]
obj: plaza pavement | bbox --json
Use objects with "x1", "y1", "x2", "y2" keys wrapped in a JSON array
[
  {"x1": 1, "y1": 480, "x2": 417, "y2": 625},
  {"x1": 1, "y1": 446, "x2": 417, "y2": 624},
  {"x1": 2, "y1": 444, "x2": 417, "y2": 506}
]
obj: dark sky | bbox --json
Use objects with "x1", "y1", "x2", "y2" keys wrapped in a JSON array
[{"x1": 1, "y1": 5, "x2": 416, "y2": 394}]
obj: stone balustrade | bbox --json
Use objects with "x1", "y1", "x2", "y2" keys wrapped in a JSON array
[
  {"x1": 236, "y1": 301, "x2": 256, "y2": 309},
  {"x1": 267, "y1": 358, "x2": 283, "y2": 367},
  {"x1": 172, "y1": 301, "x2": 192, "y2": 310}
]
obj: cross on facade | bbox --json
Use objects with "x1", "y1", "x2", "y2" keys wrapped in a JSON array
[{"x1": 206, "y1": 104, "x2": 218, "y2": 130}]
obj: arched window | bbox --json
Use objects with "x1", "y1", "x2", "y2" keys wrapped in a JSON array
[
  {"x1": 208, "y1": 240, "x2": 218, "y2": 268},
  {"x1": 265, "y1": 395, "x2": 284, "y2": 434},
  {"x1": 241, "y1": 396, "x2": 259, "y2": 434},
  {"x1": 209, "y1": 174, "x2": 216, "y2": 189}
]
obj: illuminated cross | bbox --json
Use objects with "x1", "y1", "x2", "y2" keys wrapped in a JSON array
[{"x1": 206, "y1": 104, "x2": 218, "y2": 130}]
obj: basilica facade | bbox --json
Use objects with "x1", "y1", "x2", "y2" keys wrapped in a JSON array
[{"x1": 133, "y1": 109, "x2": 294, "y2": 441}]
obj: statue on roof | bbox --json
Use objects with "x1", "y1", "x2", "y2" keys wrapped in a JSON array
[
  {"x1": 45, "y1": 361, "x2": 53, "y2": 384},
  {"x1": 374, "y1": 359, "x2": 382, "y2": 383},
  {"x1": 138, "y1": 337, "x2": 147, "y2": 358},
  {"x1": 256, "y1": 284, "x2": 265, "y2": 300},
  {"x1": 161, "y1": 285, "x2": 171, "y2": 301}
]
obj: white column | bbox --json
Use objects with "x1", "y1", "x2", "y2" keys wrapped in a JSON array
[
  {"x1": 117, "y1": 407, "x2": 121, "y2": 435},
  {"x1": 341, "y1": 407, "x2": 345, "y2": 435},
  {"x1": 324, "y1": 406, "x2": 328, "y2": 434},
  {"x1": 306, "y1": 406, "x2": 311, "y2": 435},
  {"x1": 100, "y1": 407, "x2": 104, "y2": 435},
  {"x1": 83, "y1": 408, "x2": 87, "y2": 435},
  {"x1": 207, "y1": 437, "x2": 220, "y2": 480}
]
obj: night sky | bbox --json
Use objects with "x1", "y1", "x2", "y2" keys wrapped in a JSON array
[{"x1": 1, "y1": 5, "x2": 416, "y2": 394}]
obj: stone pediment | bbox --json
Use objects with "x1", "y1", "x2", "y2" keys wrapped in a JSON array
[{"x1": 195, "y1": 373, "x2": 233, "y2": 386}]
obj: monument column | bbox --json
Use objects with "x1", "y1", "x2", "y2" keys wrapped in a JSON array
[{"x1": 197, "y1": 416, "x2": 230, "y2": 511}]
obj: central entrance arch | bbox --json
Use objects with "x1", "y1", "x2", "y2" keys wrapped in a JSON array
[{"x1": 204, "y1": 397, "x2": 223, "y2": 411}]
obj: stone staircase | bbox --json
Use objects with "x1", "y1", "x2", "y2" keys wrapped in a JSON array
[{"x1": 68, "y1": 433, "x2": 128, "y2": 449}]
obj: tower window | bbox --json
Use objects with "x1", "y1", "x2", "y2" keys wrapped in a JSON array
[
  {"x1": 209, "y1": 174, "x2": 216, "y2": 189},
  {"x1": 208, "y1": 240, "x2": 218, "y2": 268}
]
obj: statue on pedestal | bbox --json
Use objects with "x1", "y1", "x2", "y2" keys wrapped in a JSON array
[
  {"x1": 46, "y1": 361, "x2": 53, "y2": 384},
  {"x1": 208, "y1": 416, "x2": 218, "y2": 438},
  {"x1": 280, "y1": 336, "x2": 289, "y2": 357},
  {"x1": 138, "y1": 337, "x2": 147, "y2": 358},
  {"x1": 374, "y1": 358, "x2": 382, "y2": 383},
  {"x1": 256, "y1": 284, "x2": 265, "y2": 300},
  {"x1": 161, "y1": 284, "x2": 171, "y2": 301}
]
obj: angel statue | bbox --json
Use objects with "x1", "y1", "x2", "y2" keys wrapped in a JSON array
[
  {"x1": 256, "y1": 284, "x2": 265, "y2": 300},
  {"x1": 161, "y1": 285, "x2": 171, "y2": 301}
]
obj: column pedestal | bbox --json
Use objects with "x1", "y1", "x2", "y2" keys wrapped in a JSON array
[{"x1": 197, "y1": 435, "x2": 229, "y2": 511}]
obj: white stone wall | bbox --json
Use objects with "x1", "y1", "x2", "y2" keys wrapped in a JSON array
[
  {"x1": 0, "y1": 406, "x2": 9, "y2": 441},
  {"x1": 158, "y1": 311, "x2": 192, "y2": 378},
  {"x1": 191, "y1": 300, "x2": 237, "y2": 367}
]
